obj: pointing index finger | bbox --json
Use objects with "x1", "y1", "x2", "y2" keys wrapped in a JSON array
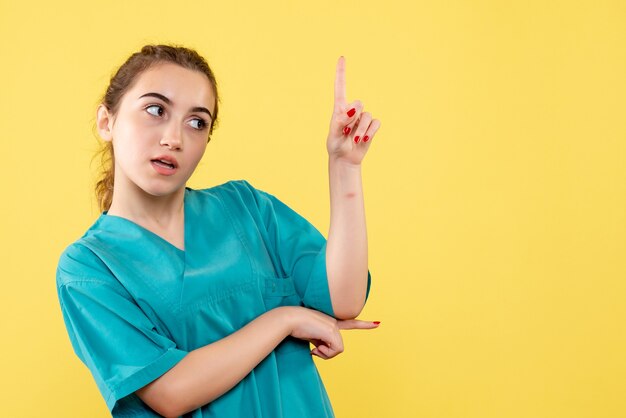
[
  {"x1": 334, "y1": 56, "x2": 346, "y2": 106},
  {"x1": 338, "y1": 319, "x2": 380, "y2": 330}
]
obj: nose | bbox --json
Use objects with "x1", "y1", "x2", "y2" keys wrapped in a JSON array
[{"x1": 160, "y1": 121, "x2": 183, "y2": 150}]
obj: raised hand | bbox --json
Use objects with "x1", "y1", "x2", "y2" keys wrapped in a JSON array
[{"x1": 326, "y1": 56, "x2": 382, "y2": 165}]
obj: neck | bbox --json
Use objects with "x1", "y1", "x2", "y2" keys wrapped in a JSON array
[{"x1": 107, "y1": 181, "x2": 185, "y2": 228}]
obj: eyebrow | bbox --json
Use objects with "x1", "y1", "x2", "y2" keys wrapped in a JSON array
[{"x1": 138, "y1": 92, "x2": 213, "y2": 120}]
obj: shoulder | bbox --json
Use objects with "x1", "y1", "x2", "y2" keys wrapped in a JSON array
[
  {"x1": 188, "y1": 179, "x2": 275, "y2": 209},
  {"x1": 56, "y1": 239, "x2": 137, "y2": 315},
  {"x1": 190, "y1": 179, "x2": 264, "y2": 197},
  {"x1": 56, "y1": 240, "x2": 117, "y2": 290}
]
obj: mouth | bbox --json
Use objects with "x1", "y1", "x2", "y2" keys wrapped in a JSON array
[
  {"x1": 150, "y1": 155, "x2": 179, "y2": 176},
  {"x1": 151, "y1": 158, "x2": 177, "y2": 169}
]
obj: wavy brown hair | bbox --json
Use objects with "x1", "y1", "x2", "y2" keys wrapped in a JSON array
[{"x1": 94, "y1": 44, "x2": 220, "y2": 212}]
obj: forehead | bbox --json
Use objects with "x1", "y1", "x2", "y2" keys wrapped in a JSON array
[{"x1": 127, "y1": 62, "x2": 215, "y2": 111}]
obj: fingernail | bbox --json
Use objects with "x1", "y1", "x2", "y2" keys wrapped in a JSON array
[
  {"x1": 363, "y1": 135, "x2": 370, "y2": 142},
  {"x1": 343, "y1": 126, "x2": 351, "y2": 135},
  {"x1": 354, "y1": 136, "x2": 360, "y2": 143},
  {"x1": 373, "y1": 321, "x2": 381, "y2": 325},
  {"x1": 347, "y1": 108, "x2": 356, "y2": 117}
]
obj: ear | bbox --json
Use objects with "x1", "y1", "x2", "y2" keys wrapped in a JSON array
[{"x1": 96, "y1": 104, "x2": 114, "y2": 142}]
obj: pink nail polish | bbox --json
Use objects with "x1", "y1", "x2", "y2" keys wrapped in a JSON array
[{"x1": 347, "y1": 108, "x2": 356, "y2": 117}]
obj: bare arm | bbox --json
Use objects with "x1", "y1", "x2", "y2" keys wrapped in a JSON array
[
  {"x1": 325, "y1": 57, "x2": 382, "y2": 319},
  {"x1": 135, "y1": 306, "x2": 377, "y2": 417},
  {"x1": 326, "y1": 159, "x2": 369, "y2": 319}
]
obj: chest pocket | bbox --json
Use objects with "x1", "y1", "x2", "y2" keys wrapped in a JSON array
[{"x1": 261, "y1": 276, "x2": 301, "y2": 311}]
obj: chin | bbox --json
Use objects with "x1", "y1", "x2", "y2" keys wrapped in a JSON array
[{"x1": 139, "y1": 181, "x2": 186, "y2": 198}]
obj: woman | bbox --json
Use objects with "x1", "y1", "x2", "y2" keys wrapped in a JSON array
[{"x1": 57, "y1": 44, "x2": 381, "y2": 417}]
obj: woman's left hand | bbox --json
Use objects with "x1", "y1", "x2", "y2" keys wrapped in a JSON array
[{"x1": 326, "y1": 56, "x2": 381, "y2": 165}]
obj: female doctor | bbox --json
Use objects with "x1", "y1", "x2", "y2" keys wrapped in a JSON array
[{"x1": 57, "y1": 44, "x2": 381, "y2": 417}]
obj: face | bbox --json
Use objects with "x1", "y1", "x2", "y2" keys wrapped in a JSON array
[{"x1": 98, "y1": 62, "x2": 216, "y2": 200}]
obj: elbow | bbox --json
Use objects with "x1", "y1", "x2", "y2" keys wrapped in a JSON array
[
  {"x1": 156, "y1": 401, "x2": 184, "y2": 418},
  {"x1": 328, "y1": 270, "x2": 370, "y2": 320},
  {"x1": 143, "y1": 394, "x2": 185, "y2": 418},
  {"x1": 136, "y1": 378, "x2": 189, "y2": 418},
  {"x1": 332, "y1": 299, "x2": 366, "y2": 320},
  {"x1": 334, "y1": 308, "x2": 363, "y2": 320},
  {"x1": 331, "y1": 284, "x2": 368, "y2": 320}
]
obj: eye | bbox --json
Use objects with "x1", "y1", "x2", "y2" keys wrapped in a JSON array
[
  {"x1": 145, "y1": 104, "x2": 164, "y2": 117},
  {"x1": 189, "y1": 118, "x2": 207, "y2": 130}
]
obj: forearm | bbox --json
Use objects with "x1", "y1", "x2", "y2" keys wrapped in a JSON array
[
  {"x1": 136, "y1": 307, "x2": 292, "y2": 417},
  {"x1": 326, "y1": 157, "x2": 369, "y2": 319}
]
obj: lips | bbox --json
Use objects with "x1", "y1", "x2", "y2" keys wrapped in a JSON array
[
  {"x1": 152, "y1": 159, "x2": 175, "y2": 169},
  {"x1": 151, "y1": 155, "x2": 179, "y2": 168},
  {"x1": 150, "y1": 155, "x2": 179, "y2": 176}
]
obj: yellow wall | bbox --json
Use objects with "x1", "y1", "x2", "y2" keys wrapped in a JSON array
[{"x1": 1, "y1": 0, "x2": 625, "y2": 416}]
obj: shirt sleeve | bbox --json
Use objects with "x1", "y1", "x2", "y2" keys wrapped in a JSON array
[
  {"x1": 231, "y1": 180, "x2": 372, "y2": 318},
  {"x1": 56, "y1": 243, "x2": 188, "y2": 414}
]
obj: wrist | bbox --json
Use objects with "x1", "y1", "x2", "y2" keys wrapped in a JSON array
[
  {"x1": 271, "y1": 306, "x2": 300, "y2": 337},
  {"x1": 329, "y1": 156, "x2": 362, "y2": 170}
]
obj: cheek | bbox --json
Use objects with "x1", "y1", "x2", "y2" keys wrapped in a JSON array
[
  {"x1": 127, "y1": 116, "x2": 158, "y2": 139},
  {"x1": 187, "y1": 141, "x2": 208, "y2": 165},
  {"x1": 117, "y1": 120, "x2": 159, "y2": 149}
]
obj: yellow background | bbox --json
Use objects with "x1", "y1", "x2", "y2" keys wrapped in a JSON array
[{"x1": 1, "y1": 0, "x2": 625, "y2": 416}]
